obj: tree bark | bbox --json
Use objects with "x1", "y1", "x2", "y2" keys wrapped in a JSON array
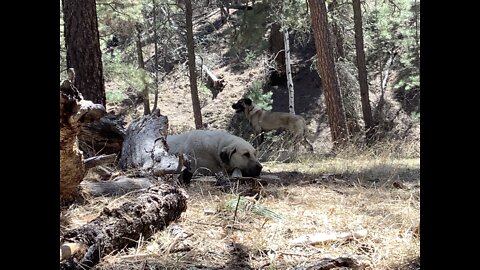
[
  {"x1": 185, "y1": 0, "x2": 203, "y2": 129},
  {"x1": 352, "y1": 0, "x2": 375, "y2": 143},
  {"x1": 269, "y1": 22, "x2": 286, "y2": 75},
  {"x1": 60, "y1": 69, "x2": 106, "y2": 205},
  {"x1": 328, "y1": 0, "x2": 346, "y2": 60},
  {"x1": 284, "y1": 30, "x2": 295, "y2": 114},
  {"x1": 308, "y1": 0, "x2": 349, "y2": 147},
  {"x1": 78, "y1": 113, "x2": 126, "y2": 158},
  {"x1": 136, "y1": 25, "x2": 151, "y2": 115},
  {"x1": 60, "y1": 184, "x2": 188, "y2": 270},
  {"x1": 152, "y1": 0, "x2": 160, "y2": 112},
  {"x1": 62, "y1": 0, "x2": 106, "y2": 107}
]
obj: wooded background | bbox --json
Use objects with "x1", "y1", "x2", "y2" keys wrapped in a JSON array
[{"x1": 60, "y1": 0, "x2": 420, "y2": 148}]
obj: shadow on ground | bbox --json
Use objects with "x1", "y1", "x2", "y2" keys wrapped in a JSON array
[{"x1": 266, "y1": 164, "x2": 420, "y2": 188}]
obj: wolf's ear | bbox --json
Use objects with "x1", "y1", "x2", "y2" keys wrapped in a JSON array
[
  {"x1": 220, "y1": 146, "x2": 237, "y2": 164},
  {"x1": 244, "y1": 98, "x2": 252, "y2": 106}
]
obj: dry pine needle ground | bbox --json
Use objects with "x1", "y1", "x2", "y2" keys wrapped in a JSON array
[{"x1": 61, "y1": 144, "x2": 420, "y2": 270}]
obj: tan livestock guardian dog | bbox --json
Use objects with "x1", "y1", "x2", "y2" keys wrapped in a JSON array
[
  {"x1": 232, "y1": 98, "x2": 314, "y2": 152},
  {"x1": 167, "y1": 129, "x2": 263, "y2": 177}
]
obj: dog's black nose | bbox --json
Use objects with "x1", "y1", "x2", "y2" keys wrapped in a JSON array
[
  {"x1": 242, "y1": 163, "x2": 263, "y2": 177},
  {"x1": 252, "y1": 163, "x2": 263, "y2": 176}
]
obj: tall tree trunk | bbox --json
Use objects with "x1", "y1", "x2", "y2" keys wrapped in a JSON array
[
  {"x1": 152, "y1": 0, "x2": 160, "y2": 112},
  {"x1": 269, "y1": 22, "x2": 286, "y2": 75},
  {"x1": 328, "y1": 0, "x2": 346, "y2": 60},
  {"x1": 62, "y1": 0, "x2": 106, "y2": 107},
  {"x1": 185, "y1": 0, "x2": 203, "y2": 129},
  {"x1": 284, "y1": 30, "x2": 295, "y2": 114},
  {"x1": 352, "y1": 0, "x2": 375, "y2": 142},
  {"x1": 308, "y1": 0, "x2": 349, "y2": 147},
  {"x1": 136, "y1": 25, "x2": 151, "y2": 115}
]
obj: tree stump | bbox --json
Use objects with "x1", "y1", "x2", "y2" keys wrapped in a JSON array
[
  {"x1": 60, "y1": 68, "x2": 105, "y2": 204},
  {"x1": 60, "y1": 184, "x2": 188, "y2": 269},
  {"x1": 119, "y1": 110, "x2": 187, "y2": 177}
]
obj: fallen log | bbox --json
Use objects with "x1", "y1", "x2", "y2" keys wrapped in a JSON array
[
  {"x1": 60, "y1": 184, "x2": 188, "y2": 269},
  {"x1": 78, "y1": 113, "x2": 126, "y2": 158},
  {"x1": 202, "y1": 64, "x2": 225, "y2": 90},
  {"x1": 60, "y1": 68, "x2": 106, "y2": 204},
  {"x1": 80, "y1": 176, "x2": 154, "y2": 197}
]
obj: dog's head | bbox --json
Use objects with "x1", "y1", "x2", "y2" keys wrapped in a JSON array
[
  {"x1": 231, "y1": 98, "x2": 253, "y2": 114},
  {"x1": 219, "y1": 140, "x2": 262, "y2": 177}
]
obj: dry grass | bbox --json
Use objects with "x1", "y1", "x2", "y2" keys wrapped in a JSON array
[{"x1": 61, "y1": 141, "x2": 419, "y2": 270}]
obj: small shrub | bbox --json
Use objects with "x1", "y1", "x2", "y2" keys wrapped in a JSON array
[
  {"x1": 247, "y1": 80, "x2": 272, "y2": 111},
  {"x1": 106, "y1": 90, "x2": 128, "y2": 103},
  {"x1": 241, "y1": 49, "x2": 257, "y2": 68}
]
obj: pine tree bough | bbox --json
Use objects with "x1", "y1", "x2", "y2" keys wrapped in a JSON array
[
  {"x1": 60, "y1": 68, "x2": 106, "y2": 204},
  {"x1": 60, "y1": 184, "x2": 188, "y2": 270}
]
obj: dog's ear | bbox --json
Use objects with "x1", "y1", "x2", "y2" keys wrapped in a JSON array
[
  {"x1": 220, "y1": 146, "x2": 236, "y2": 164},
  {"x1": 243, "y1": 98, "x2": 252, "y2": 106}
]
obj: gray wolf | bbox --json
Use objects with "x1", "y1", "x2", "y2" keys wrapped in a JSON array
[
  {"x1": 232, "y1": 98, "x2": 314, "y2": 151},
  {"x1": 167, "y1": 129, "x2": 263, "y2": 177}
]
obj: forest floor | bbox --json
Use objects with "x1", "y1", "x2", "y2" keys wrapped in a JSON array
[
  {"x1": 63, "y1": 152, "x2": 420, "y2": 270},
  {"x1": 61, "y1": 6, "x2": 420, "y2": 270}
]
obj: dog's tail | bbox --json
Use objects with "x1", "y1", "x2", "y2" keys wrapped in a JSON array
[{"x1": 81, "y1": 177, "x2": 154, "y2": 197}]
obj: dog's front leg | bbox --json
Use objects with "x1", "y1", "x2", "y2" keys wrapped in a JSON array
[{"x1": 253, "y1": 127, "x2": 263, "y2": 147}]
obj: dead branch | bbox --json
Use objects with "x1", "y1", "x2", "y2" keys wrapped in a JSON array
[
  {"x1": 291, "y1": 257, "x2": 363, "y2": 270},
  {"x1": 83, "y1": 154, "x2": 117, "y2": 170},
  {"x1": 289, "y1": 229, "x2": 368, "y2": 246}
]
